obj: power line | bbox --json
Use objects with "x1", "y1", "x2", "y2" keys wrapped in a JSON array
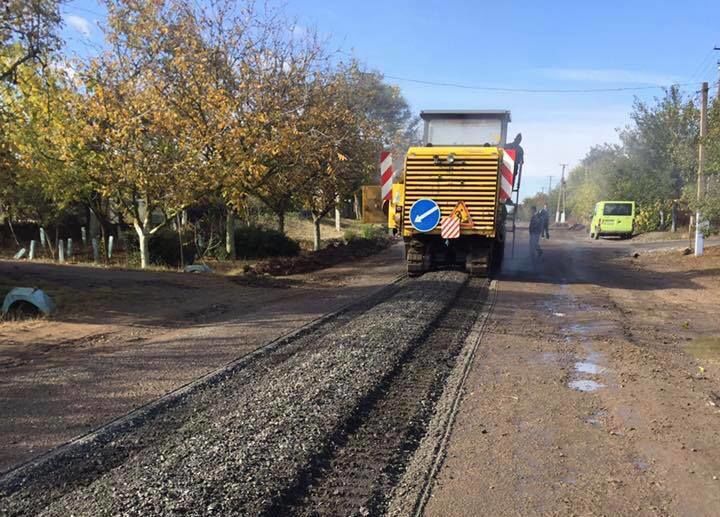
[
  {"x1": 689, "y1": 48, "x2": 716, "y2": 82},
  {"x1": 382, "y1": 74, "x2": 701, "y2": 94},
  {"x1": 695, "y1": 59, "x2": 719, "y2": 84}
]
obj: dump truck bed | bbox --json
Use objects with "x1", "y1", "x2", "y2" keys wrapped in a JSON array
[{"x1": 402, "y1": 146, "x2": 501, "y2": 238}]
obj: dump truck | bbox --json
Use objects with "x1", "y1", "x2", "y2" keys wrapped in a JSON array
[{"x1": 389, "y1": 110, "x2": 523, "y2": 277}]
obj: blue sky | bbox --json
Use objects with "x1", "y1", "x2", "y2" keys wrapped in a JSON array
[{"x1": 60, "y1": 0, "x2": 719, "y2": 198}]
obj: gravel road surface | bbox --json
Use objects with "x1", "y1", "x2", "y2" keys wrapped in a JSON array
[{"x1": 0, "y1": 271, "x2": 471, "y2": 516}]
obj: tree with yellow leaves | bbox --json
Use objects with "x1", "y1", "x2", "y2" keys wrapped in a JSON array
[
  {"x1": 1, "y1": 0, "x2": 63, "y2": 84},
  {"x1": 81, "y1": 0, "x2": 209, "y2": 268},
  {"x1": 104, "y1": 0, "x2": 259, "y2": 260},
  {"x1": 101, "y1": 0, "x2": 315, "y2": 259},
  {"x1": 0, "y1": 47, "x2": 92, "y2": 252},
  {"x1": 236, "y1": 26, "x2": 327, "y2": 234},
  {"x1": 295, "y1": 66, "x2": 383, "y2": 250}
]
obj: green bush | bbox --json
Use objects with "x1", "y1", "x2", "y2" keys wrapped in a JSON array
[
  {"x1": 635, "y1": 200, "x2": 673, "y2": 234},
  {"x1": 234, "y1": 226, "x2": 300, "y2": 259},
  {"x1": 359, "y1": 224, "x2": 385, "y2": 240},
  {"x1": 343, "y1": 229, "x2": 359, "y2": 242}
]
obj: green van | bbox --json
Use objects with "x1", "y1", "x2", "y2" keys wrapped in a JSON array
[{"x1": 590, "y1": 201, "x2": 635, "y2": 239}]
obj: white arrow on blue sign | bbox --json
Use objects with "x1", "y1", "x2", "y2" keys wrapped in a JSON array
[{"x1": 409, "y1": 198, "x2": 441, "y2": 232}]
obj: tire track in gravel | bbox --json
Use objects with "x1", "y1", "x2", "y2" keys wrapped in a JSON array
[
  {"x1": 269, "y1": 277, "x2": 489, "y2": 517},
  {"x1": 0, "y1": 271, "x2": 468, "y2": 517}
]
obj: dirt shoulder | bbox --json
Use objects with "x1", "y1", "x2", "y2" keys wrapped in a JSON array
[
  {"x1": 0, "y1": 243, "x2": 404, "y2": 473},
  {"x1": 424, "y1": 231, "x2": 720, "y2": 516}
]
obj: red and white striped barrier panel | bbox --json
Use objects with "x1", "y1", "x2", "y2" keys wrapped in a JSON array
[
  {"x1": 500, "y1": 149, "x2": 515, "y2": 202},
  {"x1": 441, "y1": 216, "x2": 461, "y2": 239},
  {"x1": 380, "y1": 151, "x2": 393, "y2": 201}
]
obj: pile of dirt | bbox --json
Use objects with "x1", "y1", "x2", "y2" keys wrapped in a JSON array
[{"x1": 253, "y1": 236, "x2": 391, "y2": 276}]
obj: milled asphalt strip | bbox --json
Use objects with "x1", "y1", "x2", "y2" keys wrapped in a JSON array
[
  {"x1": 4, "y1": 272, "x2": 466, "y2": 516},
  {"x1": 267, "y1": 276, "x2": 484, "y2": 516},
  {"x1": 387, "y1": 279, "x2": 499, "y2": 517},
  {"x1": 0, "y1": 275, "x2": 406, "y2": 490}
]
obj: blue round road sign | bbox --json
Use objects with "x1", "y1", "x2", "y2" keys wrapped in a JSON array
[{"x1": 409, "y1": 198, "x2": 441, "y2": 232}]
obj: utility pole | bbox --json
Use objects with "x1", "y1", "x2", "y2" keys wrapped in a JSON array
[
  {"x1": 547, "y1": 175, "x2": 553, "y2": 199},
  {"x1": 556, "y1": 164, "x2": 567, "y2": 224},
  {"x1": 695, "y1": 82, "x2": 709, "y2": 257}
]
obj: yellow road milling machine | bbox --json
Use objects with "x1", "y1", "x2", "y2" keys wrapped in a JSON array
[{"x1": 390, "y1": 110, "x2": 524, "y2": 277}]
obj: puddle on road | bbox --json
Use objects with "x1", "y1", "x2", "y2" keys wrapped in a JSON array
[
  {"x1": 575, "y1": 361, "x2": 605, "y2": 374},
  {"x1": 564, "y1": 319, "x2": 621, "y2": 340},
  {"x1": 568, "y1": 350, "x2": 608, "y2": 393},
  {"x1": 686, "y1": 337, "x2": 720, "y2": 361},
  {"x1": 542, "y1": 295, "x2": 616, "y2": 395},
  {"x1": 568, "y1": 380, "x2": 605, "y2": 392},
  {"x1": 566, "y1": 322, "x2": 601, "y2": 335},
  {"x1": 540, "y1": 298, "x2": 594, "y2": 317}
]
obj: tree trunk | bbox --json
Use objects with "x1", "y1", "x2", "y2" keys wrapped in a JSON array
[
  {"x1": 6, "y1": 218, "x2": 20, "y2": 246},
  {"x1": 671, "y1": 202, "x2": 677, "y2": 232},
  {"x1": 50, "y1": 226, "x2": 58, "y2": 259},
  {"x1": 335, "y1": 199, "x2": 341, "y2": 232},
  {"x1": 313, "y1": 215, "x2": 321, "y2": 251},
  {"x1": 99, "y1": 223, "x2": 107, "y2": 263},
  {"x1": 277, "y1": 210, "x2": 285, "y2": 234},
  {"x1": 225, "y1": 209, "x2": 236, "y2": 260},
  {"x1": 177, "y1": 213, "x2": 184, "y2": 269},
  {"x1": 134, "y1": 222, "x2": 150, "y2": 269},
  {"x1": 353, "y1": 192, "x2": 361, "y2": 220}
]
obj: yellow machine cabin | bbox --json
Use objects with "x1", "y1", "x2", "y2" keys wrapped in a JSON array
[{"x1": 395, "y1": 110, "x2": 523, "y2": 277}]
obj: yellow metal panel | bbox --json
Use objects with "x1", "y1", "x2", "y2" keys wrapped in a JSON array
[
  {"x1": 361, "y1": 185, "x2": 385, "y2": 224},
  {"x1": 402, "y1": 146, "x2": 501, "y2": 236},
  {"x1": 387, "y1": 183, "x2": 404, "y2": 229},
  {"x1": 406, "y1": 146, "x2": 500, "y2": 158}
]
